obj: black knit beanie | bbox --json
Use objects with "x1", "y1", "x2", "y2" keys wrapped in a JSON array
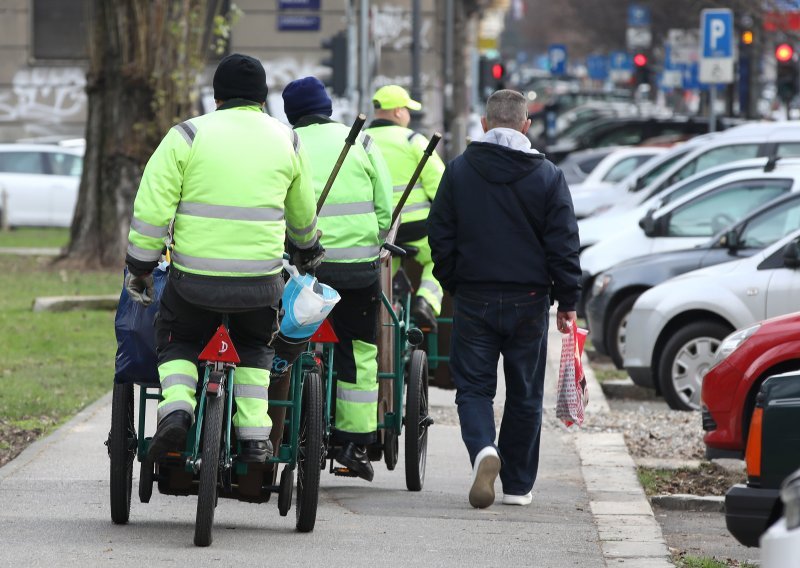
[
  {"x1": 213, "y1": 53, "x2": 268, "y2": 103},
  {"x1": 282, "y1": 76, "x2": 333, "y2": 125}
]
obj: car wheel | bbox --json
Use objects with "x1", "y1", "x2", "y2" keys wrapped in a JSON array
[
  {"x1": 658, "y1": 321, "x2": 731, "y2": 411},
  {"x1": 607, "y1": 294, "x2": 641, "y2": 370}
]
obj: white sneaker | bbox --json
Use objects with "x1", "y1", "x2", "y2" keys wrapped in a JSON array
[
  {"x1": 469, "y1": 446, "x2": 501, "y2": 509},
  {"x1": 502, "y1": 491, "x2": 533, "y2": 506}
]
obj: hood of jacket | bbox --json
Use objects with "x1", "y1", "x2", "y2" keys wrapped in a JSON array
[{"x1": 465, "y1": 128, "x2": 545, "y2": 185}]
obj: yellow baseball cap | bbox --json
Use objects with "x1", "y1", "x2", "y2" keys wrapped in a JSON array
[{"x1": 372, "y1": 85, "x2": 422, "y2": 111}]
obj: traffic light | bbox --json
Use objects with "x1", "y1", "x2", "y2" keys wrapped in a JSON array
[
  {"x1": 478, "y1": 57, "x2": 505, "y2": 97},
  {"x1": 633, "y1": 52, "x2": 651, "y2": 86},
  {"x1": 741, "y1": 30, "x2": 754, "y2": 46},
  {"x1": 776, "y1": 43, "x2": 799, "y2": 103},
  {"x1": 321, "y1": 31, "x2": 348, "y2": 97}
]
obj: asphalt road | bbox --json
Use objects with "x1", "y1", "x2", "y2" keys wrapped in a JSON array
[{"x1": 0, "y1": 335, "x2": 606, "y2": 567}]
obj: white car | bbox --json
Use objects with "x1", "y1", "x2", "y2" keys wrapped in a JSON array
[
  {"x1": 580, "y1": 167, "x2": 800, "y2": 299},
  {"x1": 623, "y1": 228, "x2": 800, "y2": 411},
  {"x1": 569, "y1": 146, "x2": 665, "y2": 218},
  {"x1": 577, "y1": 156, "x2": 785, "y2": 250},
  {"x1": 0, "y1": 144, "x2": 83, "y2": 227}
]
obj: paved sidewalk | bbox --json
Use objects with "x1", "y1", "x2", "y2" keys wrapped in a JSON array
[{"x1": 0, "y1": 313, "x2": 670, "y2": 567}]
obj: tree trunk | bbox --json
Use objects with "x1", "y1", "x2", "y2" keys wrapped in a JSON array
[{"x1": 63, "y1": 0, "x2": 224, "y2": 268}]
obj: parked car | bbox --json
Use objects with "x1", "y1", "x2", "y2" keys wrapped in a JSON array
[
  {"x1": 546, "y1": 116, "x2": 736, "y2": 163},
  {"x1": 587, "y1": 190, "x2": 800, "y2": 370},
  {"x1": 579, "y1": 167, "x2": 800, "y2": 316},
  {"x1": 0, "y1": 143, "x2": 83, "y2": 227},
  {"x1": 725, "y1": 372, "x2": 800, "y2": 547},
  {"x1": 623, "y1": 229, "x2": 800, "y2": 411},
  {"x1": 568, "y1": 147, "x2": 665, "y2": 217},
  {"x1": 578, "y1": 156, "x2": 780, "y2": 250},
  {"x1": 702, "y1": 311, "x2": 800, "y2": 458},
  {"x1": 559, "y1": 147, "x2": 619, "y2": 186}
]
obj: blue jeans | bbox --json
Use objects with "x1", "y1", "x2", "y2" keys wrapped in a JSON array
[{"x1": 450, "y1": 287, "x2": 549, "y2": 496}]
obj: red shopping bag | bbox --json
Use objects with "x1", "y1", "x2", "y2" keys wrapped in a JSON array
[{"x1": 556, "y1": 323, "x2": 589, "y2": 427}]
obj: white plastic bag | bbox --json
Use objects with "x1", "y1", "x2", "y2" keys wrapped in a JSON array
[{"x1": 279, "y1": 260, "x2": 340, "y2": 339}]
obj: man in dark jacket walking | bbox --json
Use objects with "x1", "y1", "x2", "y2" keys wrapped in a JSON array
[{"x1": 428, "y1": 89, "x2": 581, "y2": 509}]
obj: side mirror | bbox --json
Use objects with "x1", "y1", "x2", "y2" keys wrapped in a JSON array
[
  {"x1": 639, "y1": 210, "x2": 657, "y2": 237},
  {"x1": 724, "y1": 230, "x2": 740, "y2": 251},
  {"x1": 784, "y1": 239, "x2": 800, "y2": 269},
  {"x1": 634, "y1": 176, "x2": 646, "y2": 191}
]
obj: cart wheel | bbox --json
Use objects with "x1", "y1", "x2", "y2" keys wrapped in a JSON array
[
  {"x1": 296, "y1": 371, "x2": 324, "y2": 532},
  {"x1": 278, "y1": 466, "x2": 294, "y2": 517},
  {"x1": 109, "y1": 382, "x2": 136, "y2": 524},
  {"x1": 139, "y1": 460, "x2": 153, "y2": 503},
  {"x1": 405, "y1": 350, "x2": 430, "y2": 491},
  {"x1": 194, "y1": 390, "x2": 225, "y2": 547},
  {"x1": 383, "y1": 428, "x2": 398, "y2": 470}
]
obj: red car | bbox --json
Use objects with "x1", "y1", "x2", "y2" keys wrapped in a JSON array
[{"x1": 702, "y1": 311, "x2": 800, "y2": 458}]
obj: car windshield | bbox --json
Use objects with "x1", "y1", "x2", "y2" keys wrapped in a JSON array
[
  {"x1": 636, "y1": 150, "x2": 690, "y2": 190},
  {"x1": 739, "y1": 197, "x2": 800, "y2": 248}
]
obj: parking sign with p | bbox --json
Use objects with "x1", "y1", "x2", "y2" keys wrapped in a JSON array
[{"x1": 699, "y1": 8, "x2": 734, "y2": 84}]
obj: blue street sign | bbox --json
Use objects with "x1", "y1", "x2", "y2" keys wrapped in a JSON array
[
  {"x1": 279, "y1": 0, "x2": 321, "y2": 8},
  {"x1": 627, "y1": 4, "x2": 651, "y2": 27},
  {"x1": 679, "y1": 63, "x2": 710, "y2": 91},
  {"x1": 548, "y1": 44, "x2": 568, "y2": 76},
  {"x1": 774, "y1": 0, "x2": 800, "y2": 11},
  {"x1": 609, "y1": 51, "x2": 632, "y2": 71},
  {"x1": 586, "y1": 55, "x2": 608, "y2": 80},
  {"x1": 277, "y1": 15, "x2": 321, "y2": 31},
  {"x1": 701, "y1": 9, "x2": 734, "y2": 59}
]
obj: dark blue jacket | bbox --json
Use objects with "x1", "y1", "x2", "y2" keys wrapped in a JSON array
[{"x1": 428, "y1": 140, "x2": 581, "y2": 311}]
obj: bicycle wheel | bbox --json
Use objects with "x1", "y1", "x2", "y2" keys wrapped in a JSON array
[
  {"x1": 296, "y1": 371, "x2": 324, "y2": 533},
  {"x1": 109, "y1": 382, "x2": 136, "y2": 524},
  {"x1": 404, "y1": 350, "x2": 430, "y2": 492},
  {"x1": 194, "y1": 390, "x2": 225, "y2": 547}
]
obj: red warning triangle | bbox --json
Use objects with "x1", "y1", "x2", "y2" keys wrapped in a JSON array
[
  {"x1": 199, "y1": 325, "x2": 241, "y2": 363},
  {"x1": 310, "y1": 319, "x2": 339, "y2": 343}
]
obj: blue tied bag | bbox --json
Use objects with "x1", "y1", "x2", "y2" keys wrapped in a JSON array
[
  {"x1": 279, "y1": 260, "x2": 340, "y2": 339},
  {"x1": 113, "y1": 264, "x2": 168, "y2": 384}
]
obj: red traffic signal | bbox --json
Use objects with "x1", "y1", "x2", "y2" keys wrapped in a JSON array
[
  {"x1": 776, "y1": 43, "x2": 794, "y2": 63},
  {"x1": 491, "y1": 63, "x2": 505, "y2": 80},
  {"x1": 633, "y1": 53, "x2": 648, "y2": 67}
]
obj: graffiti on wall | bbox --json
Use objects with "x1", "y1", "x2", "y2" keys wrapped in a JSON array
[
  {"x1": 372, "y1": 6, "x2": 432, "y2": 51},
  {"x1": 0, "y1": 67, "x2": 87, "y2": 123}
]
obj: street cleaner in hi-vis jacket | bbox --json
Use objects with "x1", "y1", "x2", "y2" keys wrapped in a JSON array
[{"x1": 124, "y1": 54, "x2": 323, "y2": 465}]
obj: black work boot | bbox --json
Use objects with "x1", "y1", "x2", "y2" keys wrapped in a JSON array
[
  {"x1": 147, "y1": 410, "x2": 192, "y2": 460},
  {"x1": 336, "y1": 442, "x2": 375, "y2": 482},
  {"x1": 239, "y1": 440, "x2": 274, "y2": 463},
  {"x1": 411, "y1": 296, "x2": 438, "y2": 332}
]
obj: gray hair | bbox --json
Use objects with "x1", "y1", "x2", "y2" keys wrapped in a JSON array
[{"x1": 485, "y1": 89, "x2": 528, "y2": 130}]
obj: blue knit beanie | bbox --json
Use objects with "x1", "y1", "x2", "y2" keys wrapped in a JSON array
[{"x1": 282, "y1": 77, "x2": 333, "y2": 125}]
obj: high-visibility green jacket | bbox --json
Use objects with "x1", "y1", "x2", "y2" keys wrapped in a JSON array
[
  {"x1": 364, "y1": 119, "x2": 446, "y2": 225},
  {"x1": 294, "y1": 116, "x2": 392, "y2": 265},
  {"x1": 127, "y1": 104, "x2": 317, "y2": 278}
]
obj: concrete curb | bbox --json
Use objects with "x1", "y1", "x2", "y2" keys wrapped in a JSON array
[
  {"x1": 650, "y1": 494, "x2": 725, "y2": 513},
  {"x1": 0, "y1": 391, "x2": 112, "y2": 483},
  {"x1": 32, "y1": 294, "x2": 119, "y2": 312},
  {"x1": 0, "y1": 247, "x2": 61, "y2": 256}
]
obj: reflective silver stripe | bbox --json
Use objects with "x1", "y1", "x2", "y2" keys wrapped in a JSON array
[
  {"x1": 130, "y1": 217, "x2": 170, "y2": 239},
  {"x1": 157, "y1": 400, "x2": 194, "y2": 423},
  {"x1": 325, "y1": 245, "x2": 380, "y2": 260},
  {"x1": 337, "y1": 385, "x2": 379, "y2": 403},
  {"x1": 402, "y1": 202, "x2": 431, "y2": 214},
  {"x1": 361, "y1": 134, "x2": 373, "y2": 153},
  {"x1": 291, "y1": 130, "x2": 300, "y2": 154},
  {"x1": 127, "y1": 242, "x2": 162, "y2": 262},
  {"x1": 178, "y1": 201, "x2": 284, "y2": 222},
  {"x1": 319, "y1": 201, "x2": 375, "y2": 216},
  {"x1": 236, "y1": 426, "x2": 272, "y2": 440},
  {"x1": 393, "y1": 183, "x2": 422, "y2": 193},
  {"x1": 173, "y1": 121, "x2": 197, "y2": 146},
  {"x1": 287, "y1": 215, "x2": 318, "y2": 236},
  {"x1": 234, "y1": 384, "x2": 268, "y2": 400},
  {"x1": 418, "y1": 281, "x2": 443, "y2": 302},
  {"x1": 171, "y1": 252, "x2": 282, "y2": 274},
  {"x1": 160, "y1": 374, "x2": 197, "y2": 390}
]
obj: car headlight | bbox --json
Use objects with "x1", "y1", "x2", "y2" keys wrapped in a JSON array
[
  {"x1": 714, "y1": 324, "x2": 761, "y2": 365},
  {"x1": 592, "y1": 274, "x2": 612, "y2": 297}
]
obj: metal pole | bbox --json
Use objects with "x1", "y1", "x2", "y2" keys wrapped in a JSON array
[
  {"x1": 346, "y1": 0, "x2": 358, "y2": 111},
  {"x1": 709, "y1": 84, "x2": 717, "y2": 132},
  {"x1": 410, "y1": 0, "x2": 422, "y2": 129},
  {"x1": 359, "y1": 0, "x2": 369, "y2": 113},
  {"x1": 443, "y1": 0, "x2": 454, "y2": 157},
  {"x1": 0, "y1": 187, "x2": 8, "y2": 232}
]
